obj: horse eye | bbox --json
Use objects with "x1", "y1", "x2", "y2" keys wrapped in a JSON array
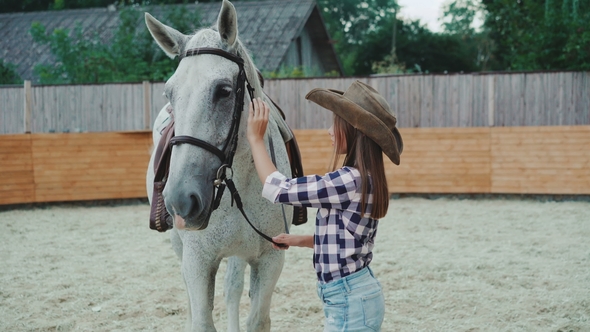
[{"x1": 215, "y1": 86, "x2": 232, "y2": 100}]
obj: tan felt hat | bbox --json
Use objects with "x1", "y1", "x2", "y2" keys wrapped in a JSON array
[{"x1": 305, "y1": 80, "x2": 403, "y2": 165}]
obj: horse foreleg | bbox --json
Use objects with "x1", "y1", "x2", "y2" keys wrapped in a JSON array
[
  {"x1": 170, "y1": 228, "x2": 183, "y2": 259},
  {"x1": 182, "y1": 249, "x2": 220, "y2": 332},
  {"x1": 246, "y1": 250, "x2": 285, "y2": 332},
  {"x1": 169, "y1": 229, "x2": 195, "y2": 330},
  {"x1": 224, "y1": 256, "x2": 247, "y2": 332}
]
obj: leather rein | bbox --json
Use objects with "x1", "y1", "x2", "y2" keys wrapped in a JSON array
[{"x1": 169, "y1": 47, "x2": 286, "y2": 247}]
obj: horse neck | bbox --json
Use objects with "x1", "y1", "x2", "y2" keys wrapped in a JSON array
[{"x1": 231, "y1": 57, "x2": 282, "y2": 182}]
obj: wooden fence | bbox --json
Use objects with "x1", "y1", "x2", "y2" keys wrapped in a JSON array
[
  {"x1": 1, "y1": 125, "x2": 588, "y2": 205},
  {"x1": 1, "y1": 72, "x2": 589, "y2": 134},
  {"x1": 269, "y1": 72, "x2": 590, "y2": 129},
  {"x1": 296, "y1": 126, "x2": 590, "y2": 195},
  {"x1": 0, "y1": 132, "x2": 152, "y2": 205}
]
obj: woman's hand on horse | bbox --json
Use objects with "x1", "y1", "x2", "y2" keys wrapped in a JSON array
[
  {"x1": 247, "y1": 98, "x2": 277, "y2": 184},
  {"x1": 272, "y1": 234, "x2": 314, "y2": 250},
  {"x1": 247, "y1": 98, "x2": 269, "y2": 144},
  {"x1": 272, "y1": 233, "x2": 291, "y2": 250}
]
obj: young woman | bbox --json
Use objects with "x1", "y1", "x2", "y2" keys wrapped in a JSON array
[{"x1": 246, "y1": 80, "x2": 403, "y2": 331}]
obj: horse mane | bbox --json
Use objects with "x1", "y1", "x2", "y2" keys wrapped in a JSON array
[
  {"x1": 234, "y1": 41, "x2": 263, "y2": 99},
  {"x1": 233, "y1": 36, "x2": 293, "y2": 142}
]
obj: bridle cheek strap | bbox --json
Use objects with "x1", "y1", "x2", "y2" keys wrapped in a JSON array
[
  {"x1": 169, "y1": 47, "x2": 286, "y2": 248},
  {"x1": 171, "y1": 47, "x2": 250, "y2": 166}
]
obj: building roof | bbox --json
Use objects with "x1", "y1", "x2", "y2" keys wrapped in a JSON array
[{"x1": 0, "y1": 0, "x2": 342, "y2": 82}]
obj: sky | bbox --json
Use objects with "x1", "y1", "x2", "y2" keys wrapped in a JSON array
[
  {"x1": 396, "y1": 0, "x2": 449, "y2": 32},
  {"x1": 396, "y1": 0, "x2": 484, "y2": 33}
]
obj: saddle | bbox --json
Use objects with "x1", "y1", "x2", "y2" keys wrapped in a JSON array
[{"x1": 149, "y1": 104, "x2": 308, "y2": 232}]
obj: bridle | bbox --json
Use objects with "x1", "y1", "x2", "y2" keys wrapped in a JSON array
[{"x1": 168, "y1": 47, "x2": 287, "y2": 247}]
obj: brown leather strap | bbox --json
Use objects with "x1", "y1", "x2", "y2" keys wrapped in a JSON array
[
  {"x1": 154, "y1": 106, "x2": 175, "y2": 182},
  {"x1": 150, "y1": 106, "x2": 175, "y2": 232},
  {"x1": 181, "y1": 47, "x2": 245, "y2": 66},
  {"x1": 170, "y1": 135, "x2": 225, "y2": 161},
  {"x1": 264, "y1": 92, "x2": 307, "y2": 226},
  {"x1": 286, "y1": 136, "x2": 307, "y2": 226}
]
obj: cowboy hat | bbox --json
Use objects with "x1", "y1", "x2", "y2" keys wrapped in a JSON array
[{"x1": 305, "y1": 80, "x2": 403, "y2": 165}]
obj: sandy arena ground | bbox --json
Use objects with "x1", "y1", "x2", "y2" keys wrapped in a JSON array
[{"x1": 1, "y1": 197, "x2": 589, "y2": 332}]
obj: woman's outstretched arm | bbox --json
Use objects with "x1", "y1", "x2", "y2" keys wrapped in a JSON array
[{"x1": 272, "y1": 234, "x2": 314, "y2": 250}]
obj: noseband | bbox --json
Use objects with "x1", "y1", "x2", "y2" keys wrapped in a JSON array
[{"x1": 168, "y1": 47, "x2": 286, "y2": 247}]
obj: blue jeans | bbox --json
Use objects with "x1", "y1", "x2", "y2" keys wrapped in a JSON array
[{"x1": 316, "y1": 267, "x2": 385, "y2": 331}]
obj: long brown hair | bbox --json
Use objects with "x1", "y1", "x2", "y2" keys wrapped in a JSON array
[{"x1": 331, "y1": 115, "x2": 389, "y2": 219}]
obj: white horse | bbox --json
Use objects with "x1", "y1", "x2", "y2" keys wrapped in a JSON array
[{"x1": 145, "y1": 1, "x2": 294, "y2": 331}]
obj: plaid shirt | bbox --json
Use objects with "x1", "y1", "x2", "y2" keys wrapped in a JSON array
[{"x1": 262, "y1": 166, "x2": 378, "y2": 284}]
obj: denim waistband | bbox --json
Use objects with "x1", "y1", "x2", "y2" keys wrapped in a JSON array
[{"x1": 318, "y1": 266, "x2": 375, "y2": 292}]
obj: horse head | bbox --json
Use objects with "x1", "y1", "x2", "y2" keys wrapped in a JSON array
[{"x1": 145, "y1": 0, "x2": 261, "y2": 230}]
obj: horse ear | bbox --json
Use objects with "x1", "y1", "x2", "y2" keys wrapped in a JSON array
[
  {"x1": 217, "y1": 0, "x2": 238, "y2": 47},
  {"x1": 145, "y1": 12, "x2": 188, "y2": 59}
]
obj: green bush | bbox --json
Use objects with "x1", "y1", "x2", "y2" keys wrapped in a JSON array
[
  {"x1": 29, "y1": 5, "x2": 201, "y2": 84},
  {"x1": 0, "y1": 60, "x2": 23, "y2": 85}
]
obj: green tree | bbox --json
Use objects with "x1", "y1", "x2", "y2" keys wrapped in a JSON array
[
  {"x1": 0, "y1": 60, "x2": 23, "y2": 84},
  {"x1": 29, "y1": 5, "x2": 201, "y2": 84},
  {"x1": 0, "y1": 0, "x2": 213, "y2": 13},
  {"x1": 2, "y1": 0, "x2": 264, "y2": 13},
  {"x1": 440, "y1": 0, "x2": 495, "y2": 71},
  {"x1": 318, "y1": 0, "x2": 485, "y2": 75},
  {"x1": 441, "y1": 0, "x2": 479, "y2": 36},
  {"x1": 317, "y1": 0, "x2": 399, "y2": 75},
  {"x1": 361, "y1": 15, "x2": 482, "y2": 74},
  {"x1": 481, "y1": 0, "x2": 590, "y2": 70},
  {"x1": 395, "y1": 19, "x2": 481, "y2": 73}
]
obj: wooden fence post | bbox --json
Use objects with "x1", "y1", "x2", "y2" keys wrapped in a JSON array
[
  {"x1": 488, "y1": 76, "x2": 495, "y2": 127},
  {"x1": 24, "y1": 80, "x2": 32, "y2": 133},
  {"x1": 143, "y1": 81, "x2": 151, "y2": 130}
]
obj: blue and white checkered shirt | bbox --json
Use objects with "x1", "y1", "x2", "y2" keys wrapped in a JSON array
[{"x1": 262, "y1": 166, "x2": 378, "y2": 284}]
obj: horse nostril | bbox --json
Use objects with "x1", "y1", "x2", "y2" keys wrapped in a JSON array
[{"x1": 189, "y1": 194, "x2": 200, "y2": 216}]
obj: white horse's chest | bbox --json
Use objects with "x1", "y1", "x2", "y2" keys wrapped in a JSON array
[{"x1": 176, "y1": 172, "x2": 282, "y2": 257}]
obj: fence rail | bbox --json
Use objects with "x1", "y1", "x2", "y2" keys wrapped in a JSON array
[
  {"x1": 1, "y1": 72, "x2": 589, "y2": 134},
  {"x1": 1, "y1": 126, "x2": 588, "y2": 205}
]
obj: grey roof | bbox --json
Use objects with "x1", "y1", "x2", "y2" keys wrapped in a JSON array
[{"x1": 0, "y1": 0, "x2": 342, "y2": 82}]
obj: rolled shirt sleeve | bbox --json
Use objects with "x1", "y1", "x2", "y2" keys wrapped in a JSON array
[
  {"x1": 262, "y1": 171, "x2": 288, "y2": 203},
  {"x1": 261, "y1": 167, "x2": 360, "y2": 211}
]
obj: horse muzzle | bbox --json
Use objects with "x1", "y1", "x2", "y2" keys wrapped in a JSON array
[
  {"x1": 164, "y1": 184, "x2": 213, "y2": 231},
  {"x1": 173, "y1": 213, "x2": 210, "y2": 231}
]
